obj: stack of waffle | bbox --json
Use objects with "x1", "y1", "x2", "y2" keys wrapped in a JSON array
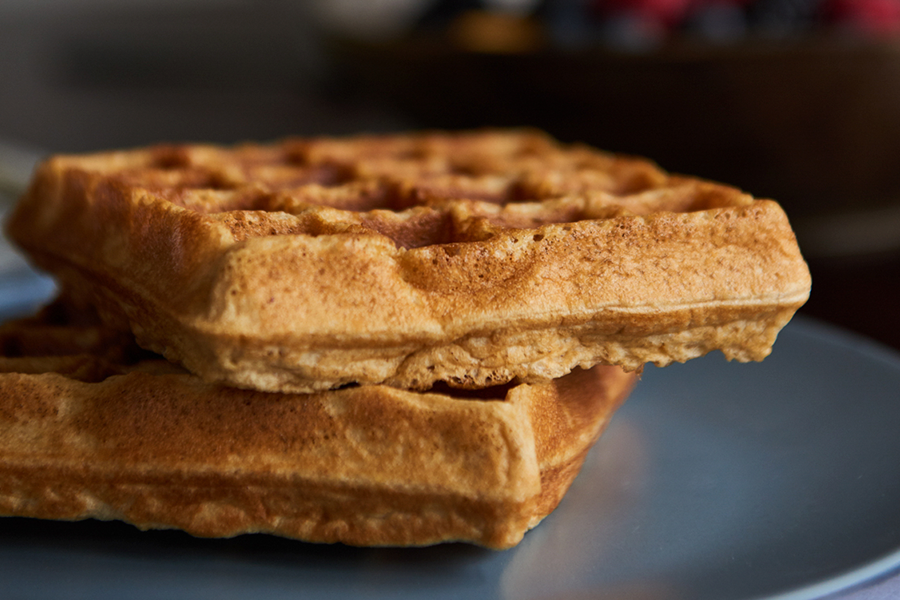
[{"x1": 0, "y1": 130, "x2": 810, "y2": 548}]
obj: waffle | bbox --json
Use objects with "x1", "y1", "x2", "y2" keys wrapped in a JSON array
[
  {"x1": 0, "y1": 303, "x2": 636, "y2": 549},
  {"x1": 6, "y1": 129, "x2": 811, "y2": 392}
]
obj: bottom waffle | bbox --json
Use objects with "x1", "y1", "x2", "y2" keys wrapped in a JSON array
[{"x1": 0, "y1": 303, "x2": 637, "y2": 549}]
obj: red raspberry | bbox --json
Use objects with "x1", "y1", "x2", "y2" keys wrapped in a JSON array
[{"x1": 826, "y1": 0, "x2": 900, "y2": 34}]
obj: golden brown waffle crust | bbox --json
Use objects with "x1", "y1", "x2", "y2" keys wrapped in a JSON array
[
  {"x1": 6, "y1": 130, "x2": 811, "y2": 392},
  {"x1": 0, "y1": 306, "x2": 636, "y2": 549}
]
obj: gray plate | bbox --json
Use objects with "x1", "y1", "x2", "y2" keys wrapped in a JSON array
[{"x1": 1, "y1": 268, "x2": 900, "y2": 600}]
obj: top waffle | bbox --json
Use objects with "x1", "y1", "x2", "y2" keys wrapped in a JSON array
[{"x1": 6, "y1": 129, "x2": 811, "y2": 393}]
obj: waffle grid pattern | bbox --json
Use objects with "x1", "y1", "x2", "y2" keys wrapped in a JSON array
[{"x1": 77, "y1": 130, "x2": 753, "y2": 248}]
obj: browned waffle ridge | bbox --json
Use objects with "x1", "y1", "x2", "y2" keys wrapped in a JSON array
[
  {"x1": 6, "y1": 129, "x2": 811, "y2": 392},
  {"x1": 0, "y1": 307, "x2": 636, "y2": 549}
]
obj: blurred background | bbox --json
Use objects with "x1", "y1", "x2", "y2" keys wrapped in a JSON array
[{"x1": 0, "y1": 0, "x2": 898, "y2": 350}]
